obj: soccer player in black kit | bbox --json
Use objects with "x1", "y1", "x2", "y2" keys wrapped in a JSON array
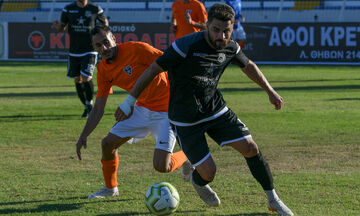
[
  {"x1": 52, "y1": 0, "x2": 108, "y2": 118},
  {"x1": 116, "y1": 4, "x2": 294, "y2": 216}
]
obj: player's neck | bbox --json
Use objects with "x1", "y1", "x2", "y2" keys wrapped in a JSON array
[
  {"x1": 182, "y1": 0, "x2": 190, "y2": 4},
  {"x1": 77, "y1": 0, "x2": 88, "y2": 8},
  {"x1": 106, "y1": 46, "x2": 118, "y2": 64}
]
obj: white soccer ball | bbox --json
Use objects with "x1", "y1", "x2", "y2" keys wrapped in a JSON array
[{"x1": 145, "y1": 182, "x2": 180, "y2": 215}]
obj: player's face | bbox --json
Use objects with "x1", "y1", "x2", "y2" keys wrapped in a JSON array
[
  {"x1": 92, "y1": 30, "x2": 117, "y2": 61},
  {"x1": 206, "y1": 18, "x2": 233, "y2": 50}
]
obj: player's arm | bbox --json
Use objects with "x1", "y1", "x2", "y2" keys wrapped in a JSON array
[
  {"x1": 96, "y1": 5, "x2": 109, "y2": 26},
  {"x1": 185, "y1": 3, "x2": 207, "y2": 30},
  {"x1": 185, "y1": 13, "x2": 207, "y2": 30},
  {"x1": 52, "y1": 9, "x2": 68, "y2": 32},
  {"x1": 240, "y1": 60, "x2": 283, "y2": 110},
  {"x1": 76, "y1": 96, "x2": 108, "y2": 160},
  {"x1": 170, "y1": 16, "x2": 177, "y2": 33},
  {"x1": 114, "y1": 62, "x2": 164, "y2": 122},
  {"x1": 51, "y1": 20, "x2": 67, "y2": 32}
]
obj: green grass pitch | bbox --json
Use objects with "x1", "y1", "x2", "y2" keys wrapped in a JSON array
[{"x1": 0, "y1": 61, "x2": 359, "y2": 215}]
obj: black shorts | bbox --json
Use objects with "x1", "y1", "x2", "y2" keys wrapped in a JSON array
[
  {"x1": 171, "y1": 108, "x2": 251, "y2": 167},
  {"x1": 67, "y1": 54, "x2": 97, "y2": 79}
]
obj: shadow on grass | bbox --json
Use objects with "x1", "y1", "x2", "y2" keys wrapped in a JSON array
[
  {"x1": 0, "y1": 203, "x2": 81, "y2": 214},
  {"x1": 219, "y1": 84, "x2": 360, "y2": 92},
  {"x1": 328, "y1": 97, "x2": 360, "y2": 101},
  {"x1": 0, "y1": 84, "x2": 74, "y2": 89},
  {"x1": 0, "y1": 91, "x2": 127, "y2": 98},
  {"x1": 221, "y1": 213, "x2": 272, "y2": 216},
  {"x1": 0, "y1": 197, "x2": 134, "y2": 214},
  {"x1": 0, "y1": 113, "x2": 113, "y2": 122},
  {"x1": 0, "y1": 61, "x2": 65, "y2": 67},
  {"x1": 98, "y1": 209, "x2": 203, "y2": 216},
  {"x1": 220, "y1": 78, "x2": 360, "y2": 85}
]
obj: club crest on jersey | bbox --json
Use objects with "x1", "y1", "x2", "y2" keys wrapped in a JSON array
[
  {"x1": 218, "y1": 53, "x2": 226, "y2": 63},
  {"x1": 85, "y1": 11, "x2": 92, "y2": 17},
  {"x1": 123, "y1": 66, "x2": 132, "y2": 75},
  {"x1": 186, "y1": 9, "x2": 192, "y2": 14}
]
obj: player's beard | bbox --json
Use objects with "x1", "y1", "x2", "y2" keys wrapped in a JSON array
[
  {"x1": 207, "y1": 31, "x2": 228, "y2": 50},
  {"x1": 104, "y1": 46, "x2": 118, "y2": 63}
]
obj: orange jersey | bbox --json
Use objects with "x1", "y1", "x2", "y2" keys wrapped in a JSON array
[
  {"x1": 96, "y1": 42, "x2": 169, "y2": 112},
  {"x1": 172, "y1": 0, "x2": 207, "y2": 39}
]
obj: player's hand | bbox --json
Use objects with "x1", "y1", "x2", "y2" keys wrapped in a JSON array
[
  {"x1": 76, "y1": 136, "x2": 87, "y2": 160},
  {"x1": 170, "y1": 24, "x2": 177, "y2": 33},
  {"x1": 268, "y1": 90, "x2": 283, "y2": 110},
  {"x1": 114, "y1": 106, "x2": 133, "y2": 122},
  {"x1": 51, "y1": 20, "x2": 60, "y2": 30},
  {"x1": 185, "y1": 13, "x2": 192, "y2": 25}
]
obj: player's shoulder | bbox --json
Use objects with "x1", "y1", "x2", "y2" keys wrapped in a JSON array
[
  {"x1": 172, "y1": 31, "x2": 204, "y2": 57},
  {"x1": 63, "y1": 2, "x2": 77, "y2": 11},
  {"x1": 191, "y1": 0, "x2": 205, "y2": 7},
  {"x1": 227, "y1": 39, "x2": 241, "y2": 53},
  {"x1": 86, "y1": 2, "x2": 103, "y2": 12},
  {"x1": 172, "y1": 0, "x2": 181, "y2": 6},
  {"x1": 121, "y1": 41, "x2": 158, "y2": 52},
  {"x1": 175, "y1": 31, "x2": 204, "y2": 47}
]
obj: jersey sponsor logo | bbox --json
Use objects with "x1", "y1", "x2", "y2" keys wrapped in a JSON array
[
  {"x1": 28, "y1": 31, "x2": 45, "y2": 51},
  {"x1": 69, "y1": 10, "x2": 78, "y2": 13},
  {"x1": 123, "y1": 66, "x2": 132, "y2": 75},
  {"x1": 193, "y1": 52, "x2": 207, "y2": 57},
  {"x1": 85, "y1": 11, "x2": 92, "y2": 17},
  {"x1": 77, "y1": 16, "x2": 85, "y2": 25},
  {"x1": 218, "y1": 53, "x2": 226, "y2": 63}
]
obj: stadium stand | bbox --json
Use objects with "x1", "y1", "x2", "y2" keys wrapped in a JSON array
[{"x1": 0, "y1": 1, "x2": 360, "y2": 23}]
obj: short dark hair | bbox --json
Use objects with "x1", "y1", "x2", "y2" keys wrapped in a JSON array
[
  {"x1": 91, "y1": 24, "x2": 111, "y2": 36},
  {"x1": 207, "y1": 3, "x2": 235, "y2": 24}
]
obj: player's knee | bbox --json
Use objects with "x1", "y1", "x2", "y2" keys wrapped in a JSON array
[
  {"x1": 74, "y1": 76, "x2": 81, "y2": 83},
  {"x1": 101, "y1": 138, "x2": 114, "y2": 154},
  {"x1": 243, "y1": 140, "x2": 259, "y2": 157}
]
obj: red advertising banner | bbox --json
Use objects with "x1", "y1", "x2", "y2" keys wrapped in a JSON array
[{"x1": 8, "y1": 23, "x2": 174, "y2": 60}]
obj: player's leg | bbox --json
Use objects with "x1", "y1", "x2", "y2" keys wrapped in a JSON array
[
  {"x1": 79, "y1": 54, "x2": 97, "y2": 118},
  {"x1": 89, "y1": 106, "x2": 149, "y2": 199},
  {"x1": 149, "y1": 111, "x2": 188, "y2": 173},
  {"x1": 211, "y1": 109, "x2": 293, "y2": 215},
  {"x1": 172, "y1": 123, "x2": 220, "y2": 206},
  {"x1": 228, "y1": 139, "x2": 293, "y2": 215},
  {"x1": 88, "y1": 133, "x2": 130, "y2": 199},
  {"x1": 67, "y1": 56, "x2": 87, "y2": 111}
]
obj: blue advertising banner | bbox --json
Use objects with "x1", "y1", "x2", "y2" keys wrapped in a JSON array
[{"x1": 242, "y1": 23, "x2": 360, "y2": 65}]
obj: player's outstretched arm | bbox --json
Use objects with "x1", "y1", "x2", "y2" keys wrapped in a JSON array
[
  {"x1": 51, "y1": 20, "x2": 66, "y2": 32},
  {"x1": 76, "y1": 97, "x2": 108, "y2": 160},
  {"x1": 241, "y1": 60, "x2": 283, "y2": 110},
  {"x1": 115, "y1": 62, "x2": 164, "y2": 121}
]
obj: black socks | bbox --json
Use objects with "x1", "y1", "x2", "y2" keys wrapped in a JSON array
[{"x1": 245, "y1": 151, "x2": 274, "y2": 191}]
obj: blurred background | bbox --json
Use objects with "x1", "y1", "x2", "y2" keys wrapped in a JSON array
[{"x1": 1, "y1": 0, "x2": 360, "y2": 64}]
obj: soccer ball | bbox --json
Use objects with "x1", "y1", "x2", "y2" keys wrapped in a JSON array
[{"x1": 145, "y1": 182, "x2": 180, "y2": 215}]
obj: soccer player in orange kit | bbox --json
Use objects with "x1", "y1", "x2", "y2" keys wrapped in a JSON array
[
  {"x1": 170, "y1": 0, "x2": 207, "y2": 40},
  {"x1": 76, "y1": 25, "x2": 191, "y2": 198}
]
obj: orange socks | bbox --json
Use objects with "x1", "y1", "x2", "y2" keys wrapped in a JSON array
[
  {"x1": 101, "y1": 157, "x2": 119, "y2": 189},
  {"x1": 170, "y1": 150, "x2": 187, "y2": 172}
]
